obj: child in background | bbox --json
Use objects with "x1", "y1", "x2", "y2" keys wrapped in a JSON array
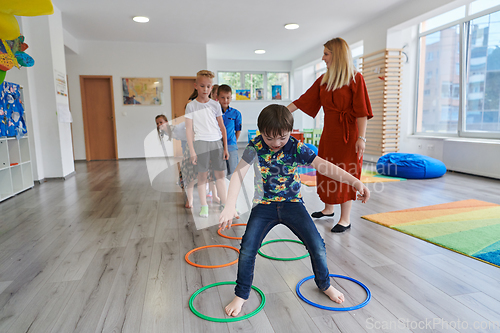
[
  {"x1": 172, "y1": 119, "x2": 188, "y2": 155},
  {"x1": 180, "y1": 89, "x2": 220, "y2": 205},
  {"x1": 155, "y1": 114, "x2": 173, "y2": 158},
  {"x1": 155, "y1": 114, "x2": 194, "y2": 208},
  {"x1": 219, "y1": 104, "x2": 370, "y2": 316},
  {"x1": 218, "y1": 84, "x2": 242, "y2": 177},
  {"x1": 155, "y1": 114, "x2": 172, "y2": 140},
  {"x1": 185, "y1": 70, "x2": 229, "y2": 217},
  {"x1": 211, "y1": 84, "x2": 219, "y2": 101}
]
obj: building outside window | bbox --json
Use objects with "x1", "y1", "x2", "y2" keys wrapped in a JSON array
[{"x1": 416, "y1": 0, "x2": 500, "y2": 137}]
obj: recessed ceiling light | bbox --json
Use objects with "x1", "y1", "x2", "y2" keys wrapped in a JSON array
[
  {"x1": 133, "y1": 16, "x2": 149, "y2": 23},
  {"x1": 284, "y1": 23, "x2": 299, "y2": 30},
  {"x1": 255, "y1": 49, "x2": 266, "y2": 54}
]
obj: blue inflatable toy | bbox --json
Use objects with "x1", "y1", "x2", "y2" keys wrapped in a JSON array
[
  {"x1": 305, "y1": 143, "x2": 318, "y2": 155},
  {"x1": 376, "y1": 153, "x2": 446, "y2": 179}
]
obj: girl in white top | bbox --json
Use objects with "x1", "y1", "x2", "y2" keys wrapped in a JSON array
[{"x1": 185, "y1": 70, "x2": 229, "y2": 217}]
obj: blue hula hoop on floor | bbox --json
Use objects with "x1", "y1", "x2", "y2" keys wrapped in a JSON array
[{"x1": 296, "y1": 274, "x2": 371, "y2": 311}]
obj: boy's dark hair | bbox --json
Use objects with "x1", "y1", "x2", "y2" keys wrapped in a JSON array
[
  {"x1": 257, "y1": 104, "x2": 294, "y2": 137},
  {"x1": 218, "y1": 84, "x2": 232, "y2": 95}
]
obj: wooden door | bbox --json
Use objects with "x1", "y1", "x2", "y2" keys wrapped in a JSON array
[
  {"x1": 80, "y1": 76, "x2": 118, "y2": 161},
  {"x1": 170, "y1": 76, "x2": 196, "y2": 156}
]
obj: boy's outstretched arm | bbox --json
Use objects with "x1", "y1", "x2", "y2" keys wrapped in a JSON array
[
  {"x1": 311, "y1": 156, "x2": 370, "y2": 203},
  {"x1": 219, "y1": 160, "x2": 252, "y2": 230}
]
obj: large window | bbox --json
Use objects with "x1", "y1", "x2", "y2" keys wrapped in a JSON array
[
  {"x1": 266, "y1": 73, "x2": 289, "y2": 100},
  {"x1": 416, "y1": 0, "x2": 500, "y2": 138},
  {"x1": 217, "y1": 71, "x2": 289, "y2": 100},
  {"x1": 465, "y1": 10, "x2": 500, "y2": 132},
  {"x1": 416, "y1": 25, "x2": 461, "y2": 133},
  {"x1": 218, "y1": 72, "x2": 241, "y2": 90}
]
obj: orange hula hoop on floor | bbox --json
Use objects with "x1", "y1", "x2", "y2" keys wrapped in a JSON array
[
  {"x1": 185, "y1": 245, "x2": 240, "y2": 268},
  {"x1": 217, "y1": 223, "x2": 247, "y2": 240}
]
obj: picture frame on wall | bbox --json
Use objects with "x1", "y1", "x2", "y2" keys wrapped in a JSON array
[
  {"x1": 122, "y1": 78, "x2": 163, "y2": 105},
  {"x1": 236, "y1": 89, "x2": 251, "y2": 100},
  {"x1": 255, "y1": 88, "x2": 263, "y2": 100},
  {"x1": 272, "y1": 85, "x2": 282, "y2": 100}
]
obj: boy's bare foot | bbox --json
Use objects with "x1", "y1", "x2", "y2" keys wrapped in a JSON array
[
  {"x1": 185, "y1": 201, "x2": 193, "y2": 209},
  {"x1": 225, "y1": 296, "x2": 246, "y2": 317},
  {"x1": 323, "y1": 286, "x2": 345, "y2": 304}
]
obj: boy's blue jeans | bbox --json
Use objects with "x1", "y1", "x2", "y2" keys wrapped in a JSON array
[{"x1": 235, "y1": 202, "x2": 331, "y2": 300}]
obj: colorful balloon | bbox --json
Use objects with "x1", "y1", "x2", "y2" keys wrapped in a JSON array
[{"x1": 0, "y1": 0, "x2": 54, "y2": 40}]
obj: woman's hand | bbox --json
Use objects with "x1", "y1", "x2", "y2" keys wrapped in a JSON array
[
  {"x1": 355, "y1": 182, "x2": 370, "y2": 203},
  {"x1": 224, "y1": 149, "x2": 229, "y2": 160},
  {"x1": 219, "y1": 206, "x2": 239, "y2": 230},
  {"x1": 355, "y1": 138, "x2": 365, "y2": 160}
]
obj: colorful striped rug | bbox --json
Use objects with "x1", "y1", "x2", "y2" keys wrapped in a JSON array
[
  {"x1": 362, "y1": 199, "x2": 500, "y2": 267},
  {"x1": 299, "y1": 167, "x2": 406, "y2": 187}
]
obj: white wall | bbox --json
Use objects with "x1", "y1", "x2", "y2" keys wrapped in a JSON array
[
  {"x1": 9, "y1": 8, "x2": 75, "y2": 181},
  {"x1": 66, "y1": 41, "x2": 207, "y2": 160},
  {"x1": 49, "y1": 7, "x2": 74, "y2": 177},
  {"x1": 63, "y1": 29, "x2": 79, "y2": 54},
  {"x1": 292, "y1": 0, "x2": 458, "y2": 70},
  {"x1": 291, "y1": 63, "x2": 318, "y2": 131},
  {"x1": 207, "y1": 59, "x2": 292, "y2": 142}
]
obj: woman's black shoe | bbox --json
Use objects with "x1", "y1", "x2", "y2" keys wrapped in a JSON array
[
  {"x1": 331, "y1": 224, "x2": 351, "y2": 233},
  {"x1": 311, "y1": 211, "x2": 334, "y2": 218}
]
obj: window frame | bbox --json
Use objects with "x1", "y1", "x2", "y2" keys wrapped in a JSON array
[
  {"x1": 414, "y1": 2, "x2": 500, "y2": 139},
  {"x1": 216, "y1": 70, "x2": 291, "y2": 101}
]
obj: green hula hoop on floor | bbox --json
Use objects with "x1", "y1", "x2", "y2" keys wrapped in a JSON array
[
  {"x1": 257, "y1": 239, "x2": 310, "y2": 261},
  {"x1": 189, "y1": 281, "x2": 266, "y2": 322}
]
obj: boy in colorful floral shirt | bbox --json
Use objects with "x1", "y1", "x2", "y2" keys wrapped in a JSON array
[{"x1": 219, "y1": 104, "x2": 370, "y2": 317}]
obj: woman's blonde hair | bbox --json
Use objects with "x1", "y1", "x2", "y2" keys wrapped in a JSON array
[{"x1": 321, "y1": 37, "x2": 356, "y2": 91}]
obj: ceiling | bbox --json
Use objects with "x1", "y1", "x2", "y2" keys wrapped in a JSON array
[{"x1": 52, "y1": 0, "x2": 410, "y2": 61}]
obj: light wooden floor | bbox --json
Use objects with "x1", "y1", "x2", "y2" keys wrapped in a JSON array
[{"x1": 0, "y1": 159, "x2": 499, "y2": 333}]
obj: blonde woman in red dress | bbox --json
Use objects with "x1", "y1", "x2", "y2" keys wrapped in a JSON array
[{"x1": 287, "y1": 37, "x2": 373, "y2": 233}]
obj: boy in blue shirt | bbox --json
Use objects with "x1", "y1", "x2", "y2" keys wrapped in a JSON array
[
  {"x1": 219, "y1": 104, "x2": 370, "y2": 317},
  {"x1": 218, "y1": 84, "x2": 242, "y2": 177}
]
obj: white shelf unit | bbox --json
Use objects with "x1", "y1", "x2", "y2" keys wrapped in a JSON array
[
  {"x1": 0, "y1": 137, "x2": 34, "y2": 202},
  {"x1": 0, "y1": 139, "x2": 8, "y2": 170}
]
